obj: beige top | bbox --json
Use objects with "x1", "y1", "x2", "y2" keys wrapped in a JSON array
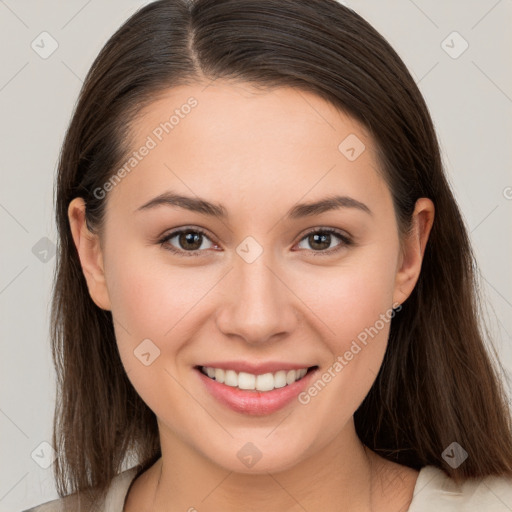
[{"x1": 22, "y1": 464, "x2": 512, "y2": 511}]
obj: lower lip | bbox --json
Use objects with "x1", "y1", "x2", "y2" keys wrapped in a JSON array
[{"x1": 195, "y1": 367, "x2": 318, "y2": 416}]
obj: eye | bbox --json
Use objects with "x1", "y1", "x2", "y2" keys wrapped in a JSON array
[
  {"x1": 295, "y1": 228, "x2": 352, "y2": 255},
  {"x1": 158, "y1": 226, "x2": 353, "y2": 257},
  {"x1": 159, "y1": 227, "x2": 217, "y2": 257}
]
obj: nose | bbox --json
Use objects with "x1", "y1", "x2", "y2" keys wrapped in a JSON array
[{"x1": 215, "y1": 252, "x2": 299, "y2": 346}]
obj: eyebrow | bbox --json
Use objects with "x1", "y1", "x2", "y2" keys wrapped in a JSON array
[{"x1": 135, "y1": 191, "x2": 372, "y2": 218}]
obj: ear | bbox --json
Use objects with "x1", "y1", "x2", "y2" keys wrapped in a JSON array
[
  {"x1": 68, "y1": 197, "x2": 111, "y2": 311},
  {"x1": 393, "y1": 197, "x2": 435, "y2": 306}
]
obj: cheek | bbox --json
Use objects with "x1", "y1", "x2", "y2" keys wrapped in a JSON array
[
  {"x1": 102, "y1": 248, "x2": 202, "y2": 414},
  {"x1": 102, "y1": 245, "x2": 227, "y2": 395},
  {"x1": 293, "y1": 244, "x2": 398, "y2": 346},
  {"x1": 104, "y1": 246, "x2": 209, "y2": 340},
  {"x1": 292, "y1": 247, "x2": 397, "y2": 416}
]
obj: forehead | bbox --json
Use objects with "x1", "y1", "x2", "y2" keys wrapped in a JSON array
[
  {"x1": 133, "y1": 80, "x2": 367, "y2": 152},
  {"x1": 107, "y1": 81, "x2": 390, "y2": 222}
]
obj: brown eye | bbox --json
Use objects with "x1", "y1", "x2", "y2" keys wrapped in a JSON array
[
  {"x1": 296, "y1": 228, "x2": 352, "y2": 255},
  {"x1": 307, "y1": 232, "x2": 332, "y2": 251},
  {"x1": 159, "y1": 228, "x2": 215, "y2": 256},
  {"x1": 177, "y1": 231, "x2": 203, "y2": 250}
]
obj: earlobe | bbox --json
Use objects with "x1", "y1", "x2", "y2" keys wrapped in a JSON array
[
  {"x1": 68, "y1": 197, "x2": 111, "y2": 311},
  {"x1": 393, "y1": 198, "x2": 435, "y2": 306}
]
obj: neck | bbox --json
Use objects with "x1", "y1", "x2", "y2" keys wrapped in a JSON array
[{"x1": 145, "y1": 420, "x2": 380, "y2": 512}]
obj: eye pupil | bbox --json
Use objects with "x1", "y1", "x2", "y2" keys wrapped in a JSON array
[
  {"x1": 164, "y1": 228, "x2": 347, "y2": 256},
  {"x1": 309, "y1": 233, "x2": 331, "y2": 250},
  {"x1": 180, "y1": 232, "x2": 202, "y2": 250}
]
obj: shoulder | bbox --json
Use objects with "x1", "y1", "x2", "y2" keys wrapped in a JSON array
[
  {"x1": 21, "y1": 493, "x2": 83, "y2": 512},
  {"x1": 409, "y1": 465, "x2": 512, "y2": 511},
  {"x1": 21, "y1": 467, "x2": 140, "y2": 512}
]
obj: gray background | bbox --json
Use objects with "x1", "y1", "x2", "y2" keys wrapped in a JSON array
[{"x1": 1, "y1": 1, "x2": 511, "y2": 510}]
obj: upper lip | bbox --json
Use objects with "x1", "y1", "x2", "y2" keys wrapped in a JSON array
[{"x1": 196, "y1": 361, "x2": 317, "y2": 375}]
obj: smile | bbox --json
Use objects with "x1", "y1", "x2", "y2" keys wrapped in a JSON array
[
  {"x1": 195, "y1": 364, "x2": 319, "y2": 415},
  {"x1": 199, "y1": 366, "x2": 312, "y2": 392}
]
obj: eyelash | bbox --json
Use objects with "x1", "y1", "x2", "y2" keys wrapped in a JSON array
[{"x1": 158, "y1": 226, "x2": 353, "y2": 257}]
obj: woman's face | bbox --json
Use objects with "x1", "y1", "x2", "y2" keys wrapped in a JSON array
[{"x1": 72, "y1": 81, "x2": 432, "y2": 474}]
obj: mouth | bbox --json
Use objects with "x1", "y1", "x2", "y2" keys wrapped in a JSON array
[
  {"x1": 195, "y1": 365, "x2": 318, "y2": 392},
  {"x1": 194, "y1": 364, "x2": 319, "y2": 415}
]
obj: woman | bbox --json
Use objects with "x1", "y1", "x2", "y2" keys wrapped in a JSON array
[{"x1": 23, "y1": 0, "x2": 512, "y2": 510}]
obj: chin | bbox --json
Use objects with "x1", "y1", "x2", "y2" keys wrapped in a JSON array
[{"x1": 199, "y1": 432, "x2": 316, "y2": 475}]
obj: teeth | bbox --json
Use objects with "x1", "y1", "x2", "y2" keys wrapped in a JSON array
[
  {"x1": 274, "y1": 370, "x2": 287, "y2": 389},
  {"x1": 224, "y1": 370, "x2": 238, "y2": 387},
  {"x1": 214, "y1": 368, "x2": 225, "y2": 383},
  {"x1": 201, "y1": 366, "x2": 310, "y2": 392},
  {"x1": 256, "y1": 372, "x2": 274, "y2": 392},
  {"x1": 238, "y1": 372, "x2": 256, "y2": 390}
]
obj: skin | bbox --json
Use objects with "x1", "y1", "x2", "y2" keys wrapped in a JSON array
[{"x1": 69, "y1": 81, "x2": 434, "y2": 511}]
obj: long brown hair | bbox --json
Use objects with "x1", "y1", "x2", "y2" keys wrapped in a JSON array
[{"x1": 51, "y1": 0, "x2": 512, "y2": 501}]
